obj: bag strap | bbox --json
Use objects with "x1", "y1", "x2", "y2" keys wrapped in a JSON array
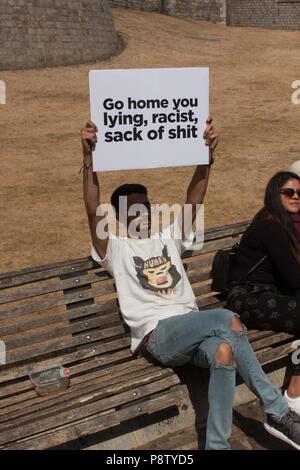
[
  {"x1": 242, "y1": 255, "x2": 268, "y2": 281},
  {"x1": 232, "y1": 246, "x2": 268, "y2": 287}
]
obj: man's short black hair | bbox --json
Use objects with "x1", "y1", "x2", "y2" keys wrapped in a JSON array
[{"x1": 111, "y1": 184, "x2": 148, "y2": 213}]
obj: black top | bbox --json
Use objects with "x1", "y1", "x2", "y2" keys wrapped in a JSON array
[{"x1": 231, "y1": 218, "x2": 300, "y2": 292}]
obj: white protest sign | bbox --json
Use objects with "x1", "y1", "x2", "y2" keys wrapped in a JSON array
[{"x1": 89, "y1": 67, "x2": 209, "y2": 172}]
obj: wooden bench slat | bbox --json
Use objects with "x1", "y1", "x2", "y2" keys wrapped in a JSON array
[
  {"x1": 0, "y1": 355, "x2": 148, "y2": 413},
  {"x1": 203, "y1": 220, "x2": 250, "y2": 241},
  {"x1": 0, "y1": 284, "x2": 117, "y2": 321},
  {"x1": 1, "y1": 386, "x2": 187, "y2": 450},
  {"x1": 0, "y1": 362, "x2": 153, "y2": 414},
  {"x1": 0, "y1": 248, "x2": 207, "y2": 292},
  {"x1": 257, "y1": 342, "x2": 295, "y2": 365},
  {"x1": 187, "y1": 270, "x2": 211, "y2": 285},
  {"x1": 0, "y1": 271, "x2": 112, "y2": 306},
  {"x1": 0, "y1": 362, "x2": 165, "y2": 427},
  {"x1": 0, "y1": 257, "x2": 92, "y2": 280},
  {"x1": 196, "y1": 293, "x2": 224, "y2": 308},
  {"x1": 0, "y1": 337, "x2": 131, "y2": 384},
  {"x1": 0, "y1": 252, "x2": 206, "y2": 293},
  {"x1": 184, "y1": 254, "x2": 214, "y2": 271},
  {"x1": 0, "y1": 274, "x2": 212, "y2": 339},
  {"x1": 4, "y1": 312, "x2": 122, "y2": 350},
  {"x1": 0, "y1": 301, "x2": 118, "y2": 337},
  {"x1": 183, "y1": 234, "x2": 243, "y2": 257},
  {"x1": 0, "y1": 373, "x2": 180, "y2": 446},
  {"x1": 0, "y1": 367, "x2": 172, "y2": 433},
  {"x1": 1, "y1": 329, "x2": 282, "y2": 405},
  {"x1": 7, "y1": 325, "x2": 127, "y2": 364},
  {"x1": 192, "y1": 282, "x2": 212, "y2": 297},
  {"x1": 251, "y1": 332, "x2": 295, "y2": 352},
  {"x1": 0, "y1": 349, "x2": 134, "y2": 410},
  {"x1": 247, "y1": 330, "x2": 277, "y2": 342},
  {"x1": 3, "y1": 285, "x2": 218, "y2": 363},
  {"x1": 0, "y1": 348, "x2": 133, "y2": 402},
  {"x1": 2, "y1": 410, "x2": 120, "y2": 450},
  {"x1": 0, "y1": 224, "x2": 246, "y2": 296},
  {"x1": 134, "y1": 423, "x2": 198, "y2": 451},
  {"x1": 0, "y1": 221, "x2": 250, "y2": 290},
  {"x1": 0, "y1": 246, "x2": 232, "y2": 312},
  {"x1": 0, "y1": 249, "x2": 223, "y2": 309},
  {"x1": 0, "y1": 259, "x2": 98, "y2": 289},
  {"x1": 0, "y1": 276, "x2": 211, "y2": 323}
]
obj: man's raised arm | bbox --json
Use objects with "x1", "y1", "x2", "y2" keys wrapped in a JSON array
[
  {"x1": 181, "y1": 117, "x2": 219, "y2": 238},
  {"x1": 81, "y1": 121, "x2": 108, "y2": 260}
]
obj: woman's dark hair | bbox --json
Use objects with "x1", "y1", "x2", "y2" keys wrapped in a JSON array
[
  {"x1": 111, "y1": 184, "x2": 148, "y2": 213},
  {"x1": 255, "y1": 171, "x2": 300, "y2": 261}
]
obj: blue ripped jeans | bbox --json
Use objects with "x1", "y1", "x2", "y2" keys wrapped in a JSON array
[{"x1": 145, "y1": 309, "x2": 288, "y2": 450}]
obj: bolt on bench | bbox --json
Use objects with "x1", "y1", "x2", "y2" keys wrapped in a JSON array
[{"x1": 0, "y1": 221, "x2": 296, "y2": 450}]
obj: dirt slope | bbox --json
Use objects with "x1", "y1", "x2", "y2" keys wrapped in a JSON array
[{"x1": 1, "y1": 8, "x2": 300, "y2": 270}]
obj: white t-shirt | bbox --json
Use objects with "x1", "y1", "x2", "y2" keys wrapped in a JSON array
[{"x1": 91, "y1": 220, "x2": 198, "y2": 354}]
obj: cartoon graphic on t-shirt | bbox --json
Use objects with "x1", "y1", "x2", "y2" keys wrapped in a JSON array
[{"x1": 133, "y1": 246, "x2": 181, "y2": 295}]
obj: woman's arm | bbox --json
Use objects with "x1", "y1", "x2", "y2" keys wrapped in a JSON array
[{"x1": 262, "y1": 220, "x2": 300, "y2": 290}]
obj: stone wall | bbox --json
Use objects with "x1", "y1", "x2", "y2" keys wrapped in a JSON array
[
  {"x1": 227, "y1": 0, "x2": 300, "y2": 30},
  {"x1": 110, "y1": 0, "x2": 226, "y2": 22},
  {"x1": 164, "y1": 0, "x2": 226, "y2": 23},
  {"x1": 109, "y1": 0, "x2": 162, "y2": 11},
  {"x1": 0, "y1": 0, "x2": 122, "y2": 71},
  {"x1": 111, "y1": 0, "x2": 300, "y2": 29},
  {"x1": 3, "y1": 0, "x2": 300, "y2": 72}
]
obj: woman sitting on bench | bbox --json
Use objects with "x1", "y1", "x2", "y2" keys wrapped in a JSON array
[{"x1": 226, "y1": 171, "x2": 300, "y2": 415}]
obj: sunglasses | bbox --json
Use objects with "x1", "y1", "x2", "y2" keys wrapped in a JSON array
[{"x1": 279, "y1": 188, "x2": 300, "y2": 199}]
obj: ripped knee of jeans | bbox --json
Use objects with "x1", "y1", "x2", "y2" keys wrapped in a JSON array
[
  {"x1": 231, "y1": 313, "x2": 247, "y2": 335},
  {"x1": 214, "y1": 342, "x2": 236, "y2": 370}
]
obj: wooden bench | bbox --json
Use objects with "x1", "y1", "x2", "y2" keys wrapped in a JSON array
[{"x1": 0, "y1": 221, "x2": 296, "y2": 450}]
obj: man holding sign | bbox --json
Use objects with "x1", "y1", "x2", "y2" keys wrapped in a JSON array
[{"x1": 80, "y1": 86, "x2": 300, "y2": 450}]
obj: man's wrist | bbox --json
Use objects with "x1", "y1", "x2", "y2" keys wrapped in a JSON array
[
  {"x1": 83, "y1": 154, "x2": 93, "y2": 164},
  {"x1": 80, "y1": 154, "x2": 93, "y2": 174}
]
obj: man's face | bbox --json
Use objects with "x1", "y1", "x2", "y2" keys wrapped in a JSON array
[{"x1": 117, "y1": 192, "x2": 151, "y2": 238}]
